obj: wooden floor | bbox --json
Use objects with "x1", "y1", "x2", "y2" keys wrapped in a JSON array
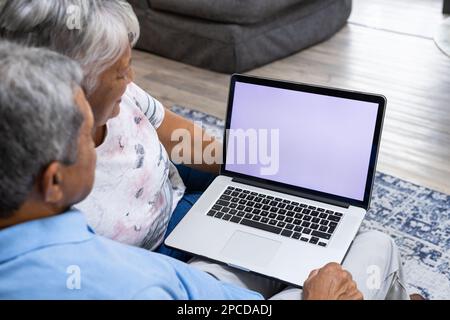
[
  {"x1": 133, "y1": 0, "x2": 450, "y2": 194},
  {"x1": 349, "y1": 0, "x2": 447, "y2": 38}
]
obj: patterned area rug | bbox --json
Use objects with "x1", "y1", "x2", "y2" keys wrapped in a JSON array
[{"x1": 171, "y1": 105, "x2": 450, "y2": 300}]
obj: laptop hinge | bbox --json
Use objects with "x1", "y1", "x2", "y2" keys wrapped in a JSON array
[{"x1": 231, "y1": 177, "x2": 350, "y2": 209}]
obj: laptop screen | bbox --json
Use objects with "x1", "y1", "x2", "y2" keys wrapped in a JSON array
[{"x1": 225, "y1": 81, "x2": 380, "y2": 202}]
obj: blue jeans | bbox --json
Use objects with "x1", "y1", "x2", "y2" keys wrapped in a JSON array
[{"x1": 155, "y1": 164, "x2": 217, "y2": 262}]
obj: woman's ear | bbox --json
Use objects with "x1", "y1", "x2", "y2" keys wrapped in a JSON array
[{"x1": 41, "y1": 161, "x2": 64, "y2": 204}]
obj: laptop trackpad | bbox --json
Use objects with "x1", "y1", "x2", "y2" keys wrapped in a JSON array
[{"x1": 220, "y1": 231, "x2": 281, "y2": 267}]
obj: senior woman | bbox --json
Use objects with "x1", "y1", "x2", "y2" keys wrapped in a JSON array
[{"x1": 0, "y1": 0, "x2": 221, "y2": 261}]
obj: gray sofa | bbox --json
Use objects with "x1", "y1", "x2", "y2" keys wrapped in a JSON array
[{"x1": 129, "y1": 0, "x2": 352, "y2": 73}]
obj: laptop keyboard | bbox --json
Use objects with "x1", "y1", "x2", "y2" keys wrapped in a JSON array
[{"x1": 207, "y1": 186, "x2": 343, "y2": 247}]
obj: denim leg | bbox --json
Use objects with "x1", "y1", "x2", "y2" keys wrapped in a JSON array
[
  {"x1": 174, "y1": 164, "x2": 217, "y2": 193},
  {"x1": 156, "y1": 165, "x2": 218, "y2": 262},
  {"x1": 156, "y1": 193, "x2": 202, "y2": 262}
]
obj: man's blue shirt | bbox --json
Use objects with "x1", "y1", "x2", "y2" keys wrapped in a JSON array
[{"x1": 0, "y1": 210, "x2": 263, "y2": 300}]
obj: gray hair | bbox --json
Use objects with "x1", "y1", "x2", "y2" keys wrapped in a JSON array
[
  {"x1": 0, "y1": 0, "x2": 140, "y2": 95},
  {"x1": 0, "y1": 41, "x2": 84, "y2": 218}
]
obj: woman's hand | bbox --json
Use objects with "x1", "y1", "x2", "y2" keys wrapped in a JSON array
[{"x1": 303, "y1": 262, "x2": 363, "y2": 300}]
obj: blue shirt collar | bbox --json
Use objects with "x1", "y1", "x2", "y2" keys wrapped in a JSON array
[{"x1": 0, "y1": 209, "x2": 95, "y2": 263}]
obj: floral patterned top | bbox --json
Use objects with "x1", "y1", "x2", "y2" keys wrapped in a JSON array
[{"x1": 76, "y1": 82, "x2": 185, "y2": 250}]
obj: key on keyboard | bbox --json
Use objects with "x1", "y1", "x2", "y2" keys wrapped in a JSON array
[{"x1": 207, "y1": 186, "x2": 345, "y2": 247}]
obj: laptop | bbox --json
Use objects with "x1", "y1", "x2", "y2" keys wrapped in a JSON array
[{"x1": 166, "y1": 74, "x2": 386, "y2": 286}]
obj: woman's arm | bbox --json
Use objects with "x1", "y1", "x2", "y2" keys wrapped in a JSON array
[{"x1": 157, "y1": 108, "x2": 222, "y2": 174}]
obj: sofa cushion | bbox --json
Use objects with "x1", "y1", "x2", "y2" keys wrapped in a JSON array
[
  {"x1": 147, "y1": 0, "x2": 305, "y2": 24},
  {"x1": 133, "y1": 0, "x2": 352, "y2": 73}
]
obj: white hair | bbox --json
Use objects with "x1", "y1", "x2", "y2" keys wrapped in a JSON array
[
  {"x1": 0, "y1": 40, "x2": 84, "y2": 217},
  {"x1": 0, "y1": 0, "x2": 140, "y2": 95}
]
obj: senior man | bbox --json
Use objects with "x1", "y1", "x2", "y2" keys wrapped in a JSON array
[{"x1": 0, "y1": 41, "x2": 366, "y2": 299}]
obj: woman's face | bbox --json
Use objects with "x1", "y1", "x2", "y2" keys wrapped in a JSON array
[{"x1": 87, "y1": 45, "x2": 134, "y2": 127}]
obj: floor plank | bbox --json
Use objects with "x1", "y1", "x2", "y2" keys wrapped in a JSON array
[{"x1": 132, "y1": 1, "x2": 450, "y2": 195}]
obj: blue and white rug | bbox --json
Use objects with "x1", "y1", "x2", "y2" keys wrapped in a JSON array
[{"x1": 171, "y1": 105, "x2": 450, "y2": 300}]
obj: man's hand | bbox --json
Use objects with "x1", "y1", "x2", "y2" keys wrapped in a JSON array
[{"x1": 303, "y1": 262, "x2": 363, "y2": 300}]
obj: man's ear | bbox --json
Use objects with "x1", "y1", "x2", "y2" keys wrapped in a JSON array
[{"x1": 41, "y1": 161, "x2": 64, "y2": 204}]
